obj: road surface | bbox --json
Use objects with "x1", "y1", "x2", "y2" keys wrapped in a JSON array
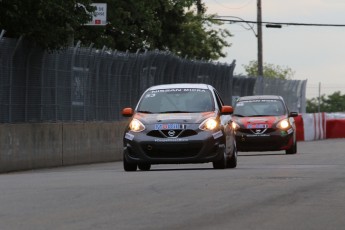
[{"x1": 1, "y1": 139, "x2": 345, "y2": 230}]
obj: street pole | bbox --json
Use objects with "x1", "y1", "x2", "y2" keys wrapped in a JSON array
[
  {"x1": 318, "y1": 82, "x2": 321, "y2": 113},
  {"x1": 257, "y1": 0, "x2": 263, "y2": 77}
]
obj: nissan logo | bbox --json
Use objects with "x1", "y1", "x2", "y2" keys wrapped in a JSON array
[{"x1": 168, "y1": 130, "x2": 176, "y2": 137}]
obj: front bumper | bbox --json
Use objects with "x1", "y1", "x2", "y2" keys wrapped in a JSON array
[
  {"x1": 235, "y1": 129, "x2": 294, "y2": 152},
  {"x1": 123, "y1": 129, "x2": 225, "y2": 164}
]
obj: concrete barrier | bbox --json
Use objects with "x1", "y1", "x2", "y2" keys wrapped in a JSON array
[
  {"x1": 294, "y1": 114, "x2": 304, "y2": 142},
  {"x1": 326, "y1": 119, "x2": 345, "y2": 139},
  {"x1": 294, "y1": 113, "x2": 345, "y2": 141},
  {"x1": 0, "y1": 123, "x2": 63, "y2": 172},
  {"x1": 301, "y1": 113, "x2": 326, "y2": 141},
  {"x1": 0, "y1": 121, "x2": 128, "y2": 173}
]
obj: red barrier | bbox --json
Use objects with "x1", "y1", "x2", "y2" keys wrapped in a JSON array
[
  {"x1": 294, "y1": 115, "x2": 304, "y2": 141},
  {"x1": 326, "y1": 119, "x2": 345, "y2": 139}
]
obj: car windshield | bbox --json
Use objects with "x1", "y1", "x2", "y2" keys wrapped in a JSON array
[
  {"x1": 137, "y1": 88, "x2": 215, "y2": 113},
  {"x1": 233, "y1": 99, "x2": 286, "y2": 116}
]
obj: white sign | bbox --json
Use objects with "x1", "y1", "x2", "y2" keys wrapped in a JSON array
[{"x1": 85, "y1": 3, "x2": 107, "y2": 26}]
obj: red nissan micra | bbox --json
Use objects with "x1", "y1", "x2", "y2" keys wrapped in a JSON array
[{"x1": 231, "y1": 95, "x2": 298, "y2": 154}]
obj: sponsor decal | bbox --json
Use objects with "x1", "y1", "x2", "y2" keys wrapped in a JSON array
[
  {"x1": 246, "y1": 134, "x2": 270, "y2": 137},
  {"x1": 281, "y1": 128, "x2": 293, "y2": 136},
  {"x1": 145, "y1": 93, "x2": 156, "y2": 98},
  {"x1": 154, "y1": 138, "x2": 189, "y2": 142},
  {"x1": 212, "y1": 131, "x2": 223, "y2": 139},
  {"x1": 125, "y1": 133, "x2": 134, "y2": 141},
  {"x1": 155, "y1": 124, "x2": 186, "y2": 130},
  {"x1": 247, "y1": 124, "x2": 268, "y2": 129},
  {"x1": 150, "y1": 88, "x2": 206, "y2": 93},
  {"x1": 287, "y1": 128, "x2": 293, "y2": 134},
  {"x1": 245, "y1": 99, "x2": 279, "y2": 103},
  {"x1": 248, "y1": 118, "x2": 268, "y2": 122},
  {"x1": 156, "y1": 114, "x2": 191, "y2": 120}
]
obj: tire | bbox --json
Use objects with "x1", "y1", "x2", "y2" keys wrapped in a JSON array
[
  {"x1": 138, "y1": 163, "x2": 151, "y2": 171},
  {"x1": 227, "y1": 146, "x2": 237, "y2": 168},
  {"x1": 286, "y1": 141, "x2": 297, "y2": 155},
  {"x1": 123, "y1": 153, "x2": 137, "y2": 171},
  {"x1": 213, "y1": 149, "x2": 226, "y2": 169}
]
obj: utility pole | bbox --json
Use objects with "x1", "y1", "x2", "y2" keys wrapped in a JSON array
[
  {"x1": 318, "y1": 82, "x2": 321, "y2": 113},
  {"x1": 257, "y1": 0, "x2": 263, "y2": 77},
  {"x1": 196, "y1": 0, "x2": 204, "y2": 14}
]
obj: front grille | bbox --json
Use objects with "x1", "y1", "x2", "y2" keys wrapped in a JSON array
[
  {"x1": 239, "y1": 128, "x2": 276, "y2": 134},
  {"x1": 147, "y1": 129, "x2": 198, "y2": 138},
  {"x1": 143, "y1": 143, "x2": 202, "y2": 158},
  {"x1": 179, "y1": 130, "x2": 198, "y2": 137}
]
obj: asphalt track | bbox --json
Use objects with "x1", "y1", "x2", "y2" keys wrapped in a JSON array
[{"x1": 1, "y1": 138, "x2": 345, "y2": 230}]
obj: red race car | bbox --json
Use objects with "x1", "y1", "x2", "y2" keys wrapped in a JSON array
[{"x1": 231, "y1": 95, "x2": 298, "y2": 154}]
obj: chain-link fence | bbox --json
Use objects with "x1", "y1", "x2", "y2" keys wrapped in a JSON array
[
  {"x1": 0, "y1": 35, "x2": 235, "y2": 123},
  {"x1": 232, "y1": 76, "x2": 307, "y2": 113},
  {"x1": 254, "y1": 77, "x2": 307, "y2": 113},
  {"x1": 1, "y1": 32, "x2": 307, "y2": 123}
]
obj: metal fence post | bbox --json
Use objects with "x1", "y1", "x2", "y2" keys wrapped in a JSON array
[
  {"x1": 0, "y1": 30, "x2": 6, "y2": 40},
  {"x1": 9, "y1": 36, "x2": 23, "y2": 123}
]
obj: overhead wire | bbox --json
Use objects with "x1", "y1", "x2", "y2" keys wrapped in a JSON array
[{"x1": 213, "y1": 17, "x2": 345, "y2": 27}]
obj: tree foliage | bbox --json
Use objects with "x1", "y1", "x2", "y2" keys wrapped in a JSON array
[
  {"x1": 306, "y1": 91, "x2": 345, "y2": 113},
  {"x1": 242, "y1": 60, "x2": 295, "y2": 79},
  {"x1": 76, "y1": 0, "x2": 231, "y2": 60},
  {"x1": 0, "y1": 0, "x2": 94, "y2": 51},
  {"x1": 0, "y1": 0, "x2": 231, "y2": 60}
]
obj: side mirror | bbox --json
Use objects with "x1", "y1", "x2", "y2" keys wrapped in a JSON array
[
  {"x1": 221, "y1": 105, "x2": 233, "y2": 115},
  {"x1": 122, "y1": 108, "x2": 133, "y2": 117},
  {"x1": 289, "y1": 112, "x2": 298, "y2": 117}
]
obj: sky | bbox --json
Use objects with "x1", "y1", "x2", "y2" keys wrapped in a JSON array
[{"x1": 203, "y1": 0, "x2": 345, "y2": 99}]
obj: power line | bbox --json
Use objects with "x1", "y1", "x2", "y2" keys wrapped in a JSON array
[{"x1": 213, "y1": 17, "x2": 345, "y2": 27}]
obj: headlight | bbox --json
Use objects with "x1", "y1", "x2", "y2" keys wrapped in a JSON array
[
  {"x1": 276, "y1": 119, "x2": 291, "y2": 130},
  {"x1": 231, "y1": 121, "x2": 240, "y2": 130},
  {"x1": 129, "y1": 119, "x2": 145, "y2": 132},
  {"x1": 199, "y1": 118, "x2": 218, "y2": 131}
]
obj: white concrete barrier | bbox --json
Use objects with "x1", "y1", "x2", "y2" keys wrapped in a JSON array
[{"x1": 301, "y1": 113, "x2": 326, "y2": 141}]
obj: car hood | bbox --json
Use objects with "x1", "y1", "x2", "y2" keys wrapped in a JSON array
[
  {"x1": 134, "y1": 112, "x2": 217, "y2": 124},
  {"x1": 232, "y1": 115, "x2": 287, "y2": 128}
]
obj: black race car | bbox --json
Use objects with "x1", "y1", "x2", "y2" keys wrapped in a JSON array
[{"x1": 121, "y1": 83, "x2": 237, "y2": 171}]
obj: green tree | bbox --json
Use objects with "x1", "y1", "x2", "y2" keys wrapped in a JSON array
[
  {"x1": 0, "y1": 0, "x2": 231, "y2": 60},
  {"x1": 243, "y1": 60, "x2": 295, "y2": 79},
  {"x1": 75, "y1": 0, "x2": 231, "y2": 60},
  {"x1": 0, "y1": 0, "x2": 94, "y2": 51},
  {"x1": 306, "y1": 91, "x2": 345, "y2": 112}
]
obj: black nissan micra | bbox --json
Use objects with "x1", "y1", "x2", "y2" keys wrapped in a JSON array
[{"x1": 121, "y1": 83, "x2": 237, "y2": 171}]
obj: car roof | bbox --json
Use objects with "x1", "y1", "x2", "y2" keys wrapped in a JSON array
[
  {"x1": 236, "y1": 95, "x2": 284, "y2": 101},
  {"x1": 147, "y1": 83, "x2": 213, "y2": 91}
]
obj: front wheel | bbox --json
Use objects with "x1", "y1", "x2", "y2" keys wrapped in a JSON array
[
  {"x1": 286, "y1": 142, "x2": 297, "y2": 154},
  {"x1": 213, "y1": 149, "x2": 226, "y2": 169},
  {"x1": 227, "y1": 146, "x2": 237, "y2": 168},
  {"x1": 123, "y1": 153, "x2": 137, "y2": 171},
  {"x1": 138, "y1": 163, "x2": 151, "y2": 171}
]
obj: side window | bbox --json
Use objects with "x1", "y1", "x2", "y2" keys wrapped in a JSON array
[{"x1": 213, "y1": 90, "x2": 224, "y2": 110}]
